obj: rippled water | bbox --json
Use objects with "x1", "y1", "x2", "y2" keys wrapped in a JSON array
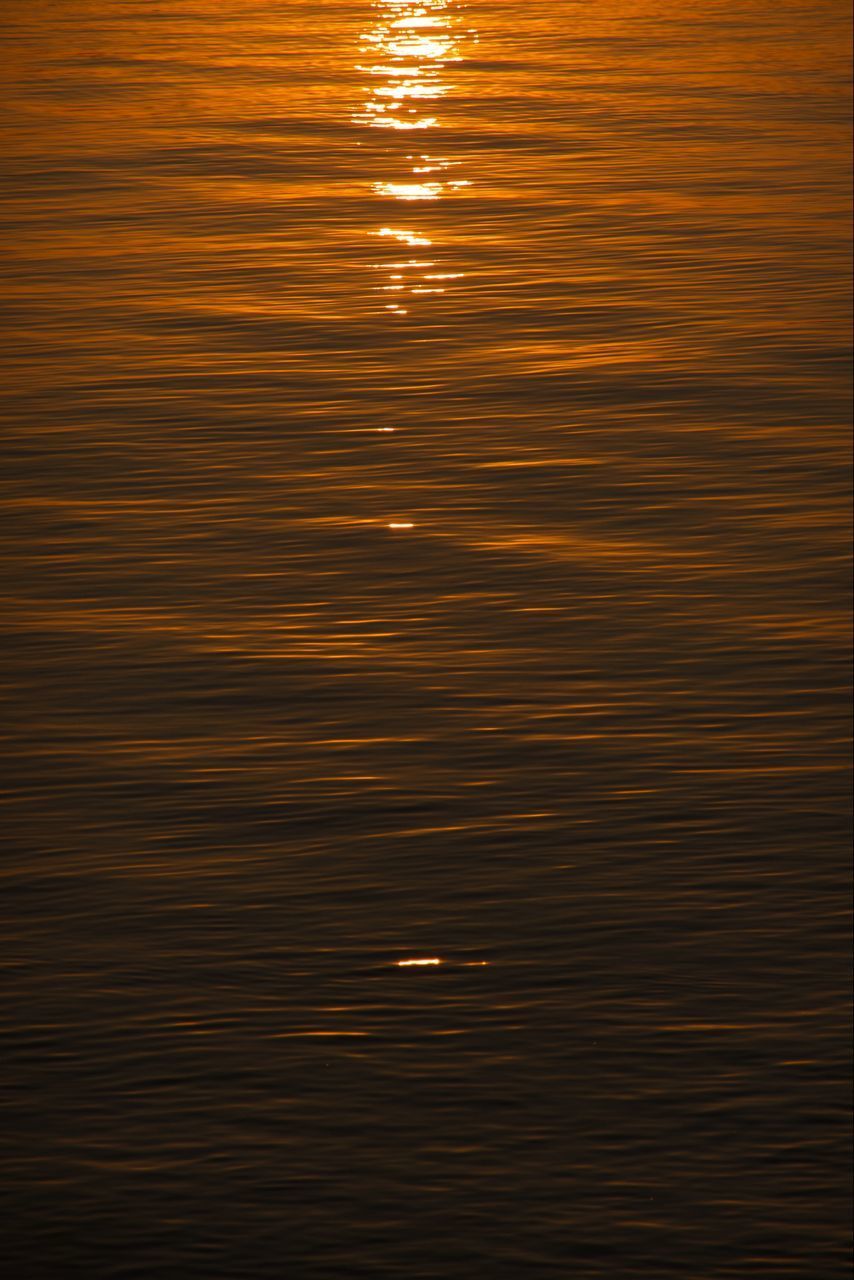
[{"x1": 2, "y1": 1, "x2": 851, "y2": 1276}]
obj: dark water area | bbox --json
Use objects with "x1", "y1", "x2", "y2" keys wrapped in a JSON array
[{"x1": 1, "y1": 1, "x2": 851, "y2": 1276}]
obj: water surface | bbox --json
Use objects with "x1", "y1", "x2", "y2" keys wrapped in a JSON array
[{"x1": 2, "y1": 1, "x2": 851, "y2": 1276}]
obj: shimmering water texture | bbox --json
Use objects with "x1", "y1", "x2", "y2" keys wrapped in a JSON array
[{"x1": 1, "y1": 1, "x2": 851, "y2": 1277}]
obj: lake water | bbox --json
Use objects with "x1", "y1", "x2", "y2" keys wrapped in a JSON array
[{"x1": 2, "y1": 1, "x2": 851, "y2": 1276}]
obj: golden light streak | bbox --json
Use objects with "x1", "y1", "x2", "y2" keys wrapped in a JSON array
[
  {"x1": 376, "y1": 227, "x2": 433, "y2": 247},
  {"x1": 355, "y1": 0, "x2": 470, "y2": 313},
  {"x1": 373, "y1": 181, "x2": 443, "y2": 200}
]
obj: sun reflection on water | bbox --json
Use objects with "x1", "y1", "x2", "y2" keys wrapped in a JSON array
[{"x1": 354, "y1": 0, "x2": 471, "y2": 314}]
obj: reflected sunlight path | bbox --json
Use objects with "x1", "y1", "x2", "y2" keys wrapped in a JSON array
[{"x1": 353, "y1": 0, "x2": 473, "y2": 316}]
